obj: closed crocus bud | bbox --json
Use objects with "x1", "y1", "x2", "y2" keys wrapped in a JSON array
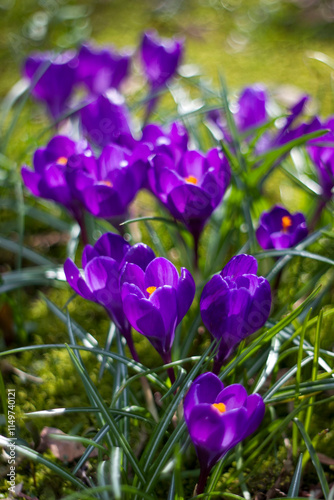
[
  {"x1": 120, "y1": 257, "x2": 195, "y2": 366},
  {"x1": 140, "y1": 30, "x2": 183, "y2": 90},
  {"x1": 256, "y1": 205, "x2": 308, "y2": 250},
  {"x1": 21, "y1": 135, "x2": 94, "y2": 223},
  {"x1": 24, "y1": 51, "x2": 77, "y2": 118},
  {"x1": 235, "y1": 85, "x2": 267, "y2": 132},
  {"x1": 64, "y1": 232, "x2": 156, "y2": 360},
  {"x1": 80, "y1": 91, "x2": 134, "y2": 149},
  {"x1": 200, "y1": 254, "x2": 271, "y2": 373},
  {"x1": 76, "y1": 43, "x2": 131, "y2": 95},
  {"x1": 184, "y1": 372, "x2": 265, "y2": 494}
]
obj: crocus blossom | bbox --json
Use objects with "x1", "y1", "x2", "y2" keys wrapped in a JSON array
[
  {"x1": 24, "y1": 51, "x2": 77, "y2": 118},
  {"x1": 76, "y1": 43, "x2": 131, "y2": 95},
  {"x1": 80, "y1": 91, "x2": 134, "y2": 148},
  {"x1": 120, "y1": 257, "x2": 195, "y2": 364},
  {"x1": 148, "y1": 148, "x2": 231, "y2": 245},
  {"x1": 256, "y1": 205, "x2": 308, "y2": 250},
  {"x1": 75, "y1": 142, "x2": 150, "y2": 219},
  {"x1": 235, "y1": 85, "x2": 268, "y2": 132},
  {"x1": 21, "y1": 135, "x2": 94, "y2": 225},
  {"x1": 64, "y1": 232, "x2": 156, "y2": 360},
  {"x1": 307, "y1": 116, "x2": 334, "y2": 200},
  {"x1": 140, "y1": 30, "x2": 183, "y2": 90},
  {"x1": 200, "y1": 254, "x2": 271, "y2": 373},
  {"x1": 184, "y1": 372, "x2": 265, "y2": 493}
]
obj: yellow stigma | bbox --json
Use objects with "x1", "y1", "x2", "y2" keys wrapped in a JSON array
[
  {"x1": 146, "y1": 286, "x2": 157, "y2": 296},
  {"x1": 56, "y1": 156, "x2": 68, "y2": 166},
  {"x1": 185, "y1": 175, "x2": 198, "y2": 185},
  {"x1": 282, "y1": 215, "x2": 292, "y2": 232},
  {"x1": 212, "y1": 403, "x2": 226, "y2": 413}
]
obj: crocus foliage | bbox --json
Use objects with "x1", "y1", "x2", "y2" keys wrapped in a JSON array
[
  {"x1": 200, "y1": 254, "x2": 271, "y2": 373},
  {"x1": 256, "y1": 205, "x2": 308, "y2": 250},
  {"x1": 184, "y1": 372, "x2": 265, "y2": 492}
]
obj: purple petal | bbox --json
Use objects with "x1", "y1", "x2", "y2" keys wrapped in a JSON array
[
  {"x1": 176, "y1": 268, "x2": 195, "y2": 322},
  {"x1": 64, "y1": 258, "x2": 96, "y2": 302},
  {"x1": 122, "y1": 293, "x2": 165, "y2": 339},
  {"x1": 144, "y1": 257, "x2": 179, "y2": 289},
  {"x1": 94, "y1": 232, "x2": 130, "y2": 262},
  {"x1": 216, "y1": 384, "x2": 247, "y2": 410},
  {"x1": 221, "y1": 254, "x2": 258, "y2": 279},
  {"x1": 120, "y1": 263, "x2": 146, "y2": 293},
  {"x1": 21, "y1": 167, "x2": 42, "y2": 197}
]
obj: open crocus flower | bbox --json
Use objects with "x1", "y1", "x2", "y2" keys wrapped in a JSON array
[
  {"x1": 21, "y1": 135, "x2": 95, "y2": 234},
  {"x1": 307, "y1": 116, "x2": 334, "y2": 200},
  {"x1": 24, "y1": 51, "x2": 77, "y2": 119},
  {"x1": 200, "y1": 254, "x2": 271, "y2": 373},
  {"x1": 120, "y1": 257, "x2": 195, "y2": 365},
  {"x1": 64, "y1": 232, "x2": 156, "y2": 360},
  {"x1": 148, "y1": 148, "x2": 230, "y2": 252},
  {"x1": 75, "y1": 142, "x2": 150, "y2": 219},
  {"x1": 80, "y1": 91, "x2": 134, "y2": 148},
  {"x1": 76, "y1": 43, "x2": 131, "y2": 95},
  {"x1": 140, "y1": 30, "x2": 183, "y2": 91},
  {"x1": 184, "y1": 372, "x2": 265, "y2": 494},
  {"x1": 256, "y1": 205, "x2": 308, "y2": 250}
]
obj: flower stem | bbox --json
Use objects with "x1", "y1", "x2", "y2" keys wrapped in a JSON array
[
  {"x1": 195, "y1": 467, "x2": 209, "y2": 496},
  {"x1": 309, "y1": 198, "x2": 327, "y2": 232},
  {"x1": 161, "y1": 352, "x2": 176, "y2": 386}
]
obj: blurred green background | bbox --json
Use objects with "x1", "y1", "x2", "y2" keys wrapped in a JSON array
[{"x1": 1, "y1": 0, "x2": 334, "y2": 111}]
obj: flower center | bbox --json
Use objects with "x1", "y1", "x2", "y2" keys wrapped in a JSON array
[
  {"x1": 281, "y1": 215, "x2": 292, "y2": 232},
  {"x1": 212, "y1": 403, "x2": 226, "y2": 413},
  {"x1": 146, "y1": 286, "x2": 157, "y2": 296},
  {"x1": 184, "y1": 175, "x2": 198, "y2": 185},
  {"x1": 56, "y1": 156, "x2": 68, "y2": 166}
]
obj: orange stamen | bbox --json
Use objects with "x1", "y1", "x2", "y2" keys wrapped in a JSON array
[
  {"x1": 146, "y1": 286, "x2": 157, "y2": 296},
  {"x1": 56, "y1": 156, "x2": 68, "y2": 166},
  {"x1": 185, "y1": 175, "x2": 198, "y2": 185},
  {"x1": 282, "y1": 215, "x2": 292, "y2": 232},
  {"x1": 99, "y1": 180, "x2": 113, "y2": 187},
  {"x1": 212, "y1": 403, "x2": 226, "y2": 413}
]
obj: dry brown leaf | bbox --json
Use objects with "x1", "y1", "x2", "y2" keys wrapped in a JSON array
[{"x1": 38, "y1": 427, "x2": 98, "y2": 463}]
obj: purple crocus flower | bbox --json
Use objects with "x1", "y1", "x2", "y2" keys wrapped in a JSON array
[
  {"x1": 120, "y1": 257, "x2": 195, "y2": 366},
  {"x1": 64, "y1": 232, "x2": 156, "y2": 360},
  {"x1": 256, "y1": 205, "x2": 308, "y2": 250},
  {"x1": 307, "y1": 116, "x2": 334, "y2": 200},
  {"x1": 24, "y1": 51, "x2": 77, "y2": 118},
  {"x1": 148, "y1": 148, "x2": 230, "y2": 254},
  {"x1": 140, "y1": 30, "x2": 183, "y2": 90},
  {"x1": 73, "y1": 142, "x2": 150, "y2": 219},
  {"x1": 235, "y1": 85, "x2": 267, "y2": 133},
  {"x1": 21, "y1": 135, "x2": 94, "y2": 235},
  {"x1": 184, "y1": 372, "x2": 265, "y2": 494},
  {"x1": 207, "y1": 84, "x2": 268, "y2": 141},
  {"x1": 76, "y1": 43, "x2": 131, "y2": 95},
  {"x1": 80, "y1": 91, "x2": 134, "y2": 148},
  {"x1": 200, "y1": 254, "x2": 271, "y2": 373}
]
